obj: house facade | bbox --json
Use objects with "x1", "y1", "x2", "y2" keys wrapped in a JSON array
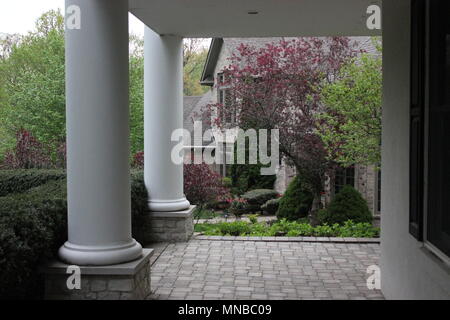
[{"x1": 197, "y1": 37, "x2": 381, "y2": 216}]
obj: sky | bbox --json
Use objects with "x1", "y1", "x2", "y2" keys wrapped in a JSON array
[{"x1": 0, "y1": 0, "x2": 145, "y2": 36}]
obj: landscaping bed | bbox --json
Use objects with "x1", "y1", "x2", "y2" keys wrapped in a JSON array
[{"x1": 194, "y1": 219, "x2": 379, "y2": 238}]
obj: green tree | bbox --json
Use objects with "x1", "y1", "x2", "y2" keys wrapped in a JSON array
[
  {"x1": 0, "y1": 10, "x2": 209, "y2": 162},
  {"x1": 129, "y1": 35, "x2": 144, "y2": 156},
  {"x1": 183, "y1": 39, "x2": 209, "y2": 96},
  {"x1": 0, "y1": 10, "x2": 65, "y2": 158},
  {"x1": 317, "y1": 42, "x2": 382, "y2": 167},
  {"x1": 277, "y1": 176, "x2": 314, "y2": 221}
]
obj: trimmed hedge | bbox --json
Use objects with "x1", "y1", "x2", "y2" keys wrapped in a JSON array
[
  {"x1": 0, "y1": 178, "x2": 67, "y2": 299},
  {"x1": 0, "y1": 169, "x2": 66, "y2": 197},
  {"x1": 130, "y1": 170, "x2": 150, "y2": 243},
  {"x1": 0, "y1": 169, "x2": 149, "y2": 299},
  {"x1": 241, "y1": 189, "x2": 279, "y2": 212},
  {"x1": 261, "y1": 198, "x2": 280, "y2": 215},
  {"x1": 277, "y1": 176, "x2": 314, "y2": 221},
  {"x1": 318, "y1": 185, "x2": 372, "y2": 225}
]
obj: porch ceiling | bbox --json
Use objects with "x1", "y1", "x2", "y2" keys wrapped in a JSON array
[{"x1": 129, "y1": 0, "x2": 382, "y2": 38}]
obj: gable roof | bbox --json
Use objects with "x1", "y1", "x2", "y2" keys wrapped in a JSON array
[
  {"x1": 200, "y1": 38, "x2": 223, "y2": 86},
  {"x1": 199, "y1": 36, "x2": 380, "y2": 86}
]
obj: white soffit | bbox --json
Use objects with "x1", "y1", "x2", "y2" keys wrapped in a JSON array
[{"x1": 129, "y1": 0, "x2": 382, "y2": 38}]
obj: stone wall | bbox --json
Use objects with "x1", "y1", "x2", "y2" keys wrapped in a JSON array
[
  {"x1": 274, "y1": 159, "x2": 296, "y2": 194},
  {"x1": 323, "y1": 165, "x2": 379, "y2": 216},
  {"x1": 355, "y1": 164, "x2": 378, "y2": 215}
]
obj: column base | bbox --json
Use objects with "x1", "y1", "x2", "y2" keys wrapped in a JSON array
[
  {"x1": 59, "y1": 239, "x2": 143, "y2": 266},
  {"x1": 42, "y1": 249, "x2": 153, "y2": 300},
  {"x1": 136, "y1": 205, "x2": 195, "y2": 243},
  {"x1": 148, "y1": 197, "x2": 190, "y2": 212}
]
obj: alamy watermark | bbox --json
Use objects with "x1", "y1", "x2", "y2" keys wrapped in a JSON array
[
  {"x1": 66, "y1": 265, "x2": 81, "y2": 290},
  {"x1": 366, "y1": 4, "x2": 381, "y2": 30},
  {"x1": 65, "y1": 5, "x2": 81, "y2": 30},
  {"x1": 171, "y1": 121, "x2": 279, "y2": 176},
  {"x1": 366, "y1": 265, "x2": 381, "y2": 290}
]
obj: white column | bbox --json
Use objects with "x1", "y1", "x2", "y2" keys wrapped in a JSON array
[
  {"x1": 59, "y1": 0, "x2": 142, "y2": 265},
  {"x1": 144, "y1": 27, "x2": 190, "y2": 212}
]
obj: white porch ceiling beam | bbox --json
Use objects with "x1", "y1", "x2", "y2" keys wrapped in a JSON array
[{"x1": 130, "y1": 0, "x2": 382, "y2": 37}]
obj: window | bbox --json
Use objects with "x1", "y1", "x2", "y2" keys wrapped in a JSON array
[
  {"x1": 217, "y1": 72, "x2": 235, "y2": 124},
  {"x1": 410, "y1": 0, "x2": 450, "y2": 258},
  {"x1": 426, "y1": 0, "x2": 450, "y2": 257},
  {"x1": 409, "y1": 0, "x2": 425, "y2": 240},
  {"x1": 334, "y1": 166, "x2": 355, "y2": 195}
]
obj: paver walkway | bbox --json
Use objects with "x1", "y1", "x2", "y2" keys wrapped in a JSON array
[{"x1": 147, "y1": 239, "x2": 383, "y2": 300}]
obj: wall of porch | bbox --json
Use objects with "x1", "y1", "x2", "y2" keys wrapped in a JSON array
[{"x1": 381, "y1": 0, "x2": 450, "y2": 300}]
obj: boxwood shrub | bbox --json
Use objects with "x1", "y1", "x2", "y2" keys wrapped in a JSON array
[
  {"x1": 261, "y1": 198, "x2": 280, "y2": 215},
  {"x1": 0, "y1": 169, "x2": 149, "y2": 299},
  {"x1": 277, "y1": 176, "x2": 314, "y2": 221},
  {"x1": 318, "y1": 185, "x2": 372, "y2": 225},
  {"x1": 0, "y1": 178, "x2": 68, "y2": 299},
  {"x1": 241, "y1": 189, "x2": 279, "y2": 212},
  {"x1": 0, "y1": 169, "x2": 66, "y2": 197}
]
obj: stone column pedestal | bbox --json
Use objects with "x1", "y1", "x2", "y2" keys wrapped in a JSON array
[
  {"x1": 42, "y1": 249, "x2": 153, "y2": 300},
  {"x1": 136, "y1": 206, "x2": 195, "y2": 243}
]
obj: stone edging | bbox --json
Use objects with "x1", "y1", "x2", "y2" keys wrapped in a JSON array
[{"x1": 193, "y1": 234, "x2": 380, "y2": 244}]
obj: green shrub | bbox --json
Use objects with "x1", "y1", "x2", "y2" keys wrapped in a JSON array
[
  {"x1": 216, "y1": 221, "x2": 252, "y2": 236},
  {"x1": 0, "y1": 178, "x2": 67, "y2": 299},
  {"x1": 222, "y1": 177, "x2": 232, "y2": 188},
  {"x1": 130, "y1": 170, "x2": 148, "y2": 216},
  {"x1": 319, "y1": 185, "x2": 372, "y2": 225},
  {"x1": 242, "y1": 189, "x2": 279, "y2": 212},
  {"x1": 261, "y1": 198, "x2": 280, "y2": 215},
  {"x1": 0, "y1": 169, "x2": 149, "y2": 299},
  {"x1": 229, "y1": 198, "x2": 248, "y2": 218},
  {"x1": 248, "y1": 214, "x2": 259, "y2": 224},
  {"x1": 192, "y1": 207, "x2": 218, "y2": 220},
  {"x1": 229, "y1": 153, "x2": 276, "y2": 195},
  {"x1": 195, "y1": 218, "x2": 379, "y2": 238},
  {"x1": 0, "y1": 169, "x2": 66, "y2": 197},
  {"x1": 194, "y1": 222, "x2": 216, "y2": 233},
  {"x1": 130, "y1": 170, "x2": 150, "y2": 243},
  {"x1": 277, "y1": 176, "x2": 314, "y2": 221},
  {"x1": 338, "y1": 220, "x2": 380, "y2": 238}
]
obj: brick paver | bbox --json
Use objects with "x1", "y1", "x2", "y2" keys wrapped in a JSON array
[{"x1": 147, "y1": 240, "x2": 383, "y2": 300}]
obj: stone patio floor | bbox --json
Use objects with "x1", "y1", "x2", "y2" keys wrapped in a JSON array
[{"x1": 147, "y1": 239, "x2": 384, "y2": 300}]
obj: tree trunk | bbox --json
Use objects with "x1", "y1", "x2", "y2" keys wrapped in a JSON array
[{"x1": 308, "y1": 194, "x2": 322, "y2": 226}]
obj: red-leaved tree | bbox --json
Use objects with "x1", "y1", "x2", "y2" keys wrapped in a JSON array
[
  {"x1": 1, "y1": 129, "x2": 51, "y2": 169},
  {"x1": 207, "y1": 37, "x2": 358, "y2": 220},
  {"x1": 131, "y1": 151, "x2": 230, "y2": 206},
  {"x1": 184, "y1": 163, "x2": 230, "y2": 207}
]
